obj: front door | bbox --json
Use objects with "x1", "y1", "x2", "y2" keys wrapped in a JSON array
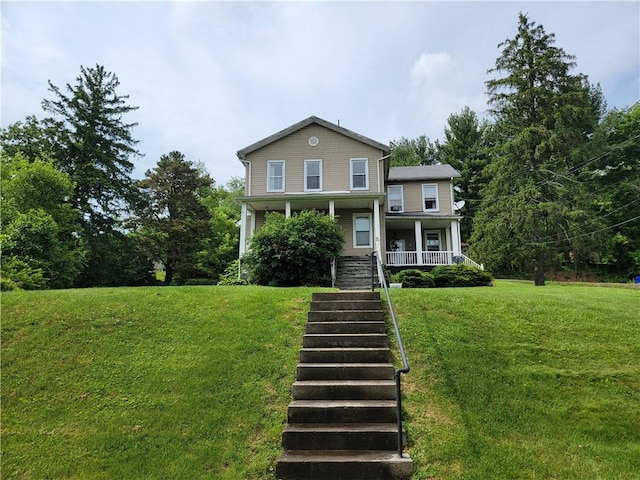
[{"x1": 424, "y1": 231, "x2": 442, "y2": 251}]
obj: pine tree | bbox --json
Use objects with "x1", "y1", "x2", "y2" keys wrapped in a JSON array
[
  {"x1": 470, "y1": 13, "x2": 602, "y2": 284},
  {"x1": 42, "y1": 64, "x2": 140, "y2": 231}
]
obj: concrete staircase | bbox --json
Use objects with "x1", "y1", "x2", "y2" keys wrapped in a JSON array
[
  {"x1": 276, "y1": 291, "x2": 413, "y2": 480},
  {"x1": 335, "y1": 256, "x2": 373, "y2": 290}
]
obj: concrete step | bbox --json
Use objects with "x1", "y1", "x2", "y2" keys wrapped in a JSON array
[
  {"x1": 276, "y1": 450, "x2": 413, "y2": 480},
  {"x1": 281, "y1": 423, "x2": 400, "y2": 451},
  {"x1": 305, "y1": 321, "x2": 387, "y2": 334},
  {"x1": 308, "y1": 310, "x2": 385, "y2": 322},
  {"x1": 296, "y1": 363, "x2": 394, "y2": 381},
  {"x1": 287, "y1": 400, "x2": 398, "y2": 423},
  {"x1": 310, "y1": 300, "x2": 382, "y2": 311},
  {"x1": 312, "y1": 292, "x2": 380, "y2": 301},
  {"x1": 300, "y1": 347, "x2": 391, "y2": 364},
  {"x1": 292, "y1": 380, "x2": 396, "y2": 400},
  {"x1": 303, "y1": 333, "x2": 388, "y2": 348}
]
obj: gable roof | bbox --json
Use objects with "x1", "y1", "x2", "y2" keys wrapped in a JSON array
[
  {"x1": 236, "y1": 115, "x2": 390, "y2": 158},
  {"x1": 388, "y1": 164, "x2": 460, "y2": 181}
]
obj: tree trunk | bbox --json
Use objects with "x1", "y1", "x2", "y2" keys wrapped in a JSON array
[
  {"x1": 534, "y1": 262, "x2": 546, "y2": 286},
  {"x1": 165, "y1": 263, "x2": 173, "y2": 286}
]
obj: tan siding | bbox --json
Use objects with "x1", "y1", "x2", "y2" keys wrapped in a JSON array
[
  {"x1": 388, "y1": 179, "x2": 453, "y2": 214},
  {"x1": 245, "y1": 124, "x2": 386, "y2": 196}
]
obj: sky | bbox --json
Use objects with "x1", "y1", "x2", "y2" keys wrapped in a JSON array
[{"x1": 2, "y1": 1, "x2": 639, "y2": 185}]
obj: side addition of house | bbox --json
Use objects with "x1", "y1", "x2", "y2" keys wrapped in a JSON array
[{"x1": 236, "y1": 116, "x2": 482, "y2": 285}]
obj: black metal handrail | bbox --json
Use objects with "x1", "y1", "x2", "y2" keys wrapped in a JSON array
[{"x1": 371, "y1": 251, "x2": 410, "y2": 457}]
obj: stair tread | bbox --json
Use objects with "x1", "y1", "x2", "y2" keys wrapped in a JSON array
[
  {"x1": 293, "y1": 379, "x2": 395, "y2": 385},
  {"x1": 285, "y1": 423, "x2": 399, "y2": 432},
  {"x1": 297, "y1": 363, "x2": 393, "y2": 368},
  {"x1": 277, "y1": 449, "x2": 411, "y2": 462},
  {"x1": 289, "y1": 399, "x2": 397, "y2": 407}
]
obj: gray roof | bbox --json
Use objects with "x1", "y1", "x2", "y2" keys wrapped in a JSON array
[
  {"x1": 237, "y1": 115, "x2": 390, "y2": 158},
  {"x1": 388, "y1": 164, "x2": 460, "y2": 181}
]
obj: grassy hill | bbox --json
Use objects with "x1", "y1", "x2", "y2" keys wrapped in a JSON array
[{"x1": 2, "y1": 282, "x2": 638, "y2": 479}]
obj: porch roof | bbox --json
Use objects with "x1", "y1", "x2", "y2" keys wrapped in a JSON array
[
  {"x1": 388, "y1": 164, "x2": 460, "y2": 181},
  {"x1": 237, "y1": 191, "x2": 386, "y2": 211}
]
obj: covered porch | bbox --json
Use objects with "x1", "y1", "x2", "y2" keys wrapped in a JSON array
[{"x1": 384, "y1": 215, "x2": 483, "y2": 270}]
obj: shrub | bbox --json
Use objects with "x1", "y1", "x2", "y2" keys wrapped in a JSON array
[
  {"x1": 431, "y1": 264, "x2": 493, "y2": 287},
  {"x1": 394, "y1": 269, "x2": 434, "y2": 288},
  {"x1": 244, "y1": 210, "x2": 344, "y2": 287}
]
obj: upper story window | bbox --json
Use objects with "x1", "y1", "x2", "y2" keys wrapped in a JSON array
[
  {"x1": 304, "y1": 159, "x2": 322, "y2": 191},
  {"x1": 267, "y1": 160, "x2": 285, "y2": 192},
  {"x1": 422, "y1": 184, "x2": 439, "y2": 211},
  {"x1": 387, "y1": 185, "x2": 404, "y2": 212},
  {"x1": 350, "y1": 158, "x2": 369, "y2": 190}
]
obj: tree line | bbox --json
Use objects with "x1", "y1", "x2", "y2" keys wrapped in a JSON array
[
  {"x1": 2, "y1": 13, "x2": 638, "y2": 289},
  {"x1": 390, "y1": 13, "x2": 639, "y2": 284},
  {"x1": 1, "y1": 65, "x2": 242, "y2": 290}
]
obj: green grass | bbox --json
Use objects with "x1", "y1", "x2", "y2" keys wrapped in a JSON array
[
  {"x1": 394, "y1": 280, "x2": 640, "y2": 479},
  {"x1": 1, "y1": 286, "x2": 323, "y2": 479},
  {"x1": 2, "y1": 281, "x2": 639, "y2": 479}
]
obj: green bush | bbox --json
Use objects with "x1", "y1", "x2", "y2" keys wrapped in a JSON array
[
  {"x1": 394, "y1": 269, "x2": 434, "y2": 288},
  {"x1": 431, "y1": 264, "x2": 493, "y2": 287},
  {"x1": 244, "y1": 210, "x2": 344, "y2": 287}
]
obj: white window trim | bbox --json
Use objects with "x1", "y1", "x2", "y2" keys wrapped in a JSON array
[
  {"x1": 387, "y1": 185, "x2": 404, "y2": 213},
  {"x1": 422, "y1": 183, "x2": 439, "y2": 212},
  {"x1": 352, "y1": 213, "x2": 373, "y2": 249},
  {"x1": 267, "y1": 160, "x2": 285, "y2": 192},
  {"x1": 424, "y1": 230, "x2": 442, "y2": 251},
  {"x1": 350, "y1": 158, "x2": 369, "y2": 190},
  {"x1": 304, "y1": 159, "x2": 323, "y2": 192}
]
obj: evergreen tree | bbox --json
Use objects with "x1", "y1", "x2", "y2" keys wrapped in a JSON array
[
  {"x1": 470, "y1": 13, "x2": 602, "y2": 284},
  {"x1": 41, "y1": 64, "x2": 142, "y2": 286},
  {"x1": 42, "y1": 64, "x2": 141, "y2": 228},
  {"x1": 136, "y1": 151, "x2": 213, "y2": 285},
  {"x1": 439, "y1": 107, "x2": 490, "y2": 241}
]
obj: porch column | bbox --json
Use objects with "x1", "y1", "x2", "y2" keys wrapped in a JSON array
[
  {"x1": 414, "y1": 220, "x2": 423, "y2": 265},
  {"x1": 285, "y1": 201, "x2": 291, "y2": 218},
  {"x1": 239, "y1": 202, "x2": 248, "y2": 256},
  {"x1": 329, "y1": 200, "x2": 335, "y2": 218},
  {"x1": 445, "y1": 227, "x2": 453, "y2": 264},
  {"x1": 373, "y1": 198, "x2": 381, "y2": 256},
  {"x1": 451, "y1": 220, "x2": 461, "y2": 257}
]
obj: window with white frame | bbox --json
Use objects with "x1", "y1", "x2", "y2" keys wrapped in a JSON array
[
  {"x1": 353, "y1": 214, "x2": 372, "y2": 248},
  {"x1": 425, "y1": 231, "x2": 441, "y2": 251},
  {"x1": 304, "y1": 159, "x2": 322, "y2": 191},
  {"x1": 350, "y1": 158, "x2": 369, "y2": 190},
  {"x1": 267, "y1": 160, "x2": 285, "y2": 192},
  {"x1": 422, "y1": 184, "x2": 439, "y2": 211},
  {"x1": 387, "y1": 185, "x2": 404, "y2": 212}
]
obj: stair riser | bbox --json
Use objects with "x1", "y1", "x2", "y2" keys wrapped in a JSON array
[
  {"x1": 276, "y1": 460, "x2": 413, "y2": 480},
  {"x1": 282, "y1": 430, "x2": 398, "y2": 451},
  {"x1": 306, "y1": 322, "x2": 386, "y2": 334},
  {"x1": 296, "y1": 365, "x2": 394, "y2": 381},
  {"x1": 300, "y1": 349, "x2": 391, "y2": 364},
  {"x1": 288, "y1": 406, "x2": 397, "y2": 424},
  {"x1": 312, "y1": 292, "x2": 380, "y2": 301},
  {"x1": 292, "y1": 384, "x2": 396, "y2": 400},
  {"x1": 311, "y1": 301, "x2": 382, "y2": 311},
  {"x1": 303, "y1": 335, "x2": 388, "y2": 348},
  {"x1": 308, "y1": 311, "x2": 385, "y2": 322}
]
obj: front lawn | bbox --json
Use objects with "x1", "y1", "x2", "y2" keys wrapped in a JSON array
[{"x1": 2, "y1": 281, "x2": 638, "y2": 479}]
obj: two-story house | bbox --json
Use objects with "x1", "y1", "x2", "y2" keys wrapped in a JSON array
[{"x1": 236, "y1": 116, "x2": 481, "y2": 283}]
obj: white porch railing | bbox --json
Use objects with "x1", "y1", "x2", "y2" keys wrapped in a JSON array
[{"x1": 386, "y1": 251, "x2": 484, "y2": 270}]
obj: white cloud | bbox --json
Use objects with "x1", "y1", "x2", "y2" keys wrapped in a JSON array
[{"x1": 411, "y1": 52, "x2": 455, "y2": 87}]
